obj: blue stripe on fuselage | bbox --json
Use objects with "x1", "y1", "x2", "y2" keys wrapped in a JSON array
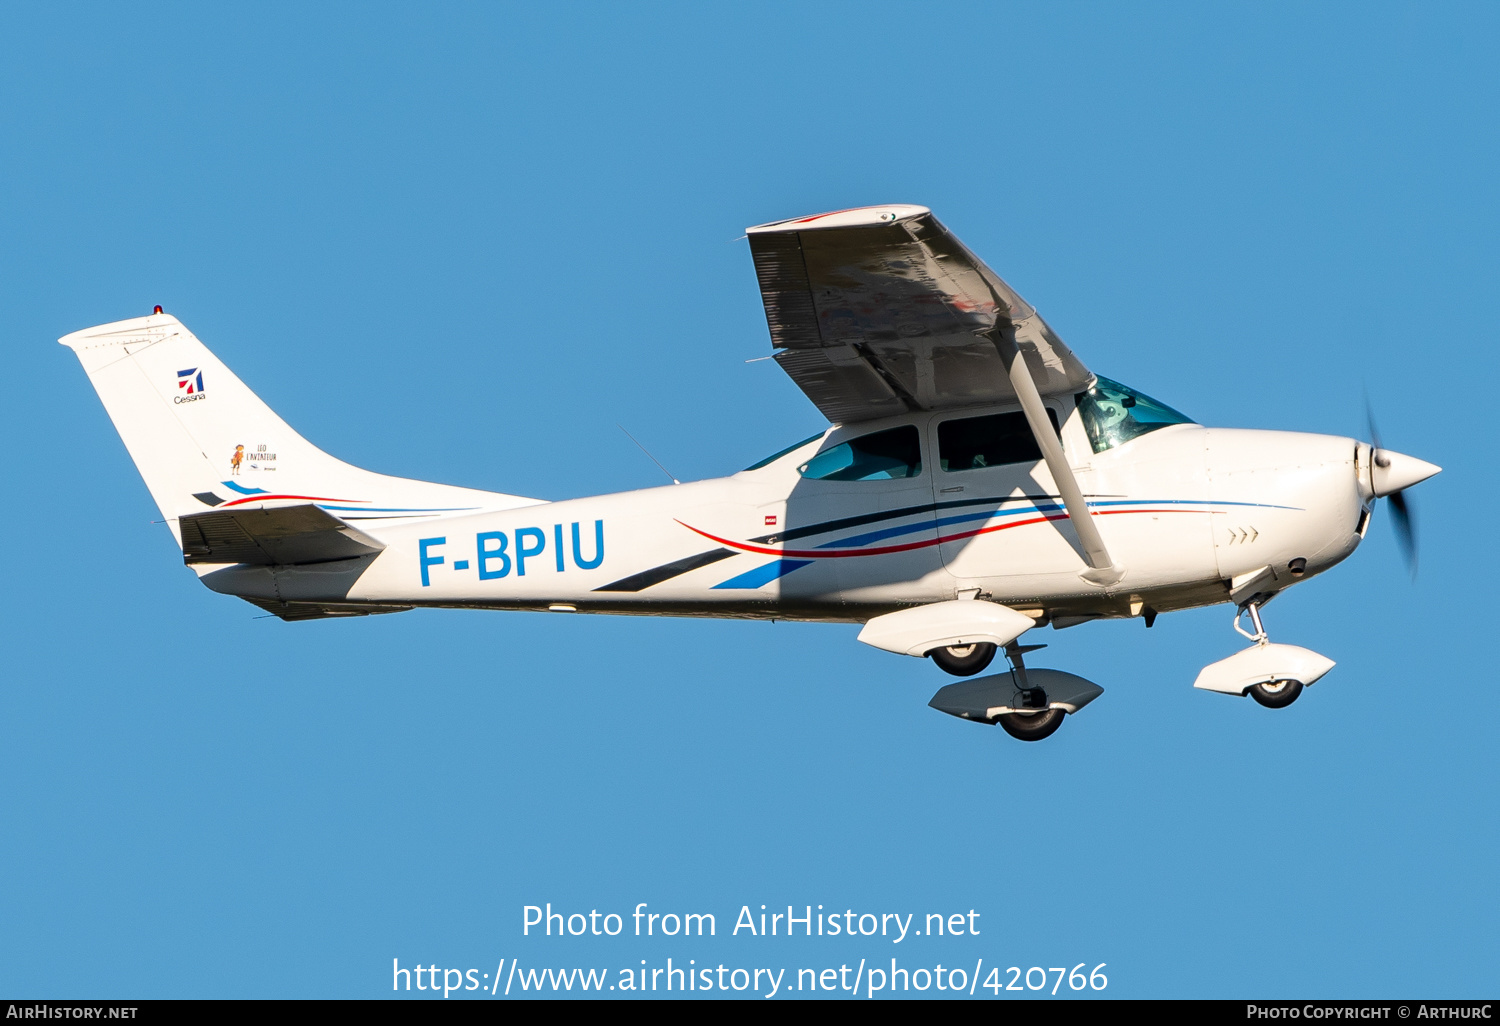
[
  {"x1": 711, "y1": 558, "x2": 815, "y2": 589},
  {"x1": 809, "y1": 498, "x2": 1298, "y2": 551}
]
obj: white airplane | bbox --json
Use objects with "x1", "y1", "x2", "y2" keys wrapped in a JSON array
[{"x1": 62, "y1": 204, "x2": 1440, "y2": 741}]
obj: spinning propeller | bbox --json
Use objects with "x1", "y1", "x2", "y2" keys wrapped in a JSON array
[{"x1": 1366, "y1": 404, "x2": 1441, "y2": 578}]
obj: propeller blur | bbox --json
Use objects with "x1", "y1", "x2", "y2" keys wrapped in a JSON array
[{"x1": 1366, "y1": 405, "x2": 1440, "y2": 576}]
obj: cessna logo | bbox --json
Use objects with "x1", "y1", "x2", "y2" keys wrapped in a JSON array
[{"x1": 174, "y1": 368, "x2": 205, "y2": 404}]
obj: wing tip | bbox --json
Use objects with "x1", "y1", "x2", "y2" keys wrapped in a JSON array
[{"x1": 746, "y1": 204, "x2": 930, "y2": 235}]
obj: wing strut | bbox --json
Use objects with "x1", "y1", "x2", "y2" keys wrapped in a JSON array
[{"x1": 991, "y1": 329, "x2": 1124, "y2": 587}]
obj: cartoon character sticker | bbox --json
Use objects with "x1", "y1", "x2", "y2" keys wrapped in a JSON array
[{"x1": 230, "y1": 445, "x2": 244, "y2": 475}]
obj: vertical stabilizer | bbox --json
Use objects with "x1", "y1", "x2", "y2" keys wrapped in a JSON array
[{"x1": 61, "y1": 312, "x2": 541, "y2": 547}]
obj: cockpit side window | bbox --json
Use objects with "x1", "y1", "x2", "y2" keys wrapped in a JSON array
[
  {"x1": 799, "y1": 425, "x2": 922, "y2": 481},
  {"x1": 937, "y1": 408, "x2": 1059, "y2": 472},
  {"x1": 1075, "y1": 376, "x2": 1196, "y2": 454}
]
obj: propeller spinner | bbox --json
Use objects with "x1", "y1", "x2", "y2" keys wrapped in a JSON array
[{"x1": 1366, "y1": 408, "x2": 1441, "y2": 577}]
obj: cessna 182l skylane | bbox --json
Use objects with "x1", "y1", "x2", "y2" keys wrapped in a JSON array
[{"x1": 63, "y1": 205, "x2": 1440, "y2": 741}]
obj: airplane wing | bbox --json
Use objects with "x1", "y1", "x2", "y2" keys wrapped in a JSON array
[
  {"x1": 746, "y1": 205, "x2": 1093, "y2": 424},
  {"x1": 179, "y1": 503, "x2": 385, "y2": 566}
]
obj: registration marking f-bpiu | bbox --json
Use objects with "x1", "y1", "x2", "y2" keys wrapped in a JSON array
[{"x1": 418, "y1": 521, "x2": 605, "y2": 586}]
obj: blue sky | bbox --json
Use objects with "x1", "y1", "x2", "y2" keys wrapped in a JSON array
[{"x1": 1, "y1": 1, "x2": 1495, "y2": 998}]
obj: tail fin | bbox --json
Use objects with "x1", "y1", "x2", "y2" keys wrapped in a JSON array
[{"x1": 61, "y1": 311, "x2": 540, "y2": 547}]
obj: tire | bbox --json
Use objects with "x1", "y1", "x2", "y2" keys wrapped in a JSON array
[
  {"x1": 929, "y1": 642, "x2": 997, "y2": 677},
  {"x1": 996, "y1": 708, "x2": 1066, "y2": 741},
  {"x1": 1248, "y1": 678, "x2": 1303, "y2": 709}
]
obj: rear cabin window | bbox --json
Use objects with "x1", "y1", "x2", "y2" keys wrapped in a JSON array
[
  {"x1": 937, "y1": 409, "x2": 1059, "y2": 472},
  {"x1": 744, "y1": 433, "x2": 823, "y2": 471},
  {"x1": 799, "y1": 425, "x2": 922, "y2": 481}
]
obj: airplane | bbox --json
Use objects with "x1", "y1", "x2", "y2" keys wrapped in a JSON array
[{"x1": 61, "y1": 204, "x2": 1441, "y2": 742}]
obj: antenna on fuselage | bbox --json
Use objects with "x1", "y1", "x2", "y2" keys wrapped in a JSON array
[{"x1": 617, "y1": 424, "x2": 680, "y2": 485}]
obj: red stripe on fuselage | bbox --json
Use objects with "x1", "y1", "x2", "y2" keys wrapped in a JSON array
[{"x1": 676, "y1": 508, "x2": 1200, "y2": 559}]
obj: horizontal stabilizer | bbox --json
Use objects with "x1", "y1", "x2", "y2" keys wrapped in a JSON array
[{"x1": 180, "y1": 503, "x2": 385, "y2": 566}]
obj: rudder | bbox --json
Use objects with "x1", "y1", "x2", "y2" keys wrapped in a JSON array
[{"x1": 61, "y1": 311, "x2": 539, "y2": 549}]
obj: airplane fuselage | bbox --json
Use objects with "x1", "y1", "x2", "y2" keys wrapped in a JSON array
[{"x1": 200, "y1": 406, "x2": 1373, "y2": 628}]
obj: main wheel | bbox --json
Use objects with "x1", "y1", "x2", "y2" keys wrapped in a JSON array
[
  {"x1": 1249, "y1": 678, "x2": 1303, "y2": 709},
  {"x1": 996, "y1": 708, "x2": 1066, "y2": 741},
  {"x1": 929, "y1": 642, "x2": 997, "y2": 677}
]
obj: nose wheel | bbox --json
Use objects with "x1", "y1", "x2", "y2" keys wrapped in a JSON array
[{"x1": 1248, "y1": 678, "x2": 1303, "y2": 708}]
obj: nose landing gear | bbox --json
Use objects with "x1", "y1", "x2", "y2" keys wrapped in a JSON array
[{"x1": 1193, "y1": 599, "x2": 1335, "y2": 706}]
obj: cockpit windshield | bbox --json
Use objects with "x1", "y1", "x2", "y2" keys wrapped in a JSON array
[{"x1": 1075, "y1": 376, "x2": 1195, "y2": 453}]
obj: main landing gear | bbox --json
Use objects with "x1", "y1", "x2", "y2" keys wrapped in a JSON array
[
  {"x1": 929, "y1": 641, "x2": 997, "y2": 676},
  {"x1": 993, "y1": 641, "x2": 1064, "y2": 741},
  {"x1": 1192, "y1": 599, "x2": 1335, "y2": 707},
  {"x1": 927, "y1": 642, "x2": 1106, "y2": 742}
]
